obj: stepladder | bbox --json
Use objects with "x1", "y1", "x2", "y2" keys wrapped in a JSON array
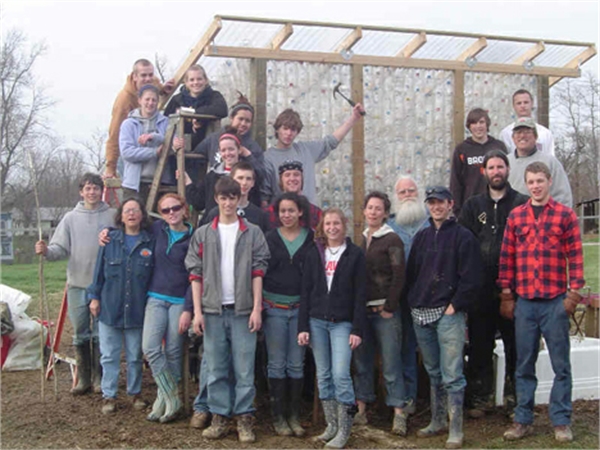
[{"x1": 146, "y1": 110, "x2": 220, "y2": 217}]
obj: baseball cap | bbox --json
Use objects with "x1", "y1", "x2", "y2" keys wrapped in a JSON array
[
  {"x1": 425, "y1": 186, "x2": 453, "y2": 202},
  {"x1": 512, "y1": 117, "x2": 536, "y2": 131}
]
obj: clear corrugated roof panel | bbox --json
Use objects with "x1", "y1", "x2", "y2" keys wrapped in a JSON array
[
  {"x1": 352, "y1": 30, "x2": 415, "y2": 57},
  {"x1": 412, "y1": 35, "x2": 478, "y2": 60},
  {"x1": 535, "y1": 44, "x2": 589, "y2": 67},
  {"x1": 476, "y1": 40, "x2": 534, "y2": 64},
  {"x1": 215, "y1": 21, "x2": 282, "y2": 48},
  {"x1": 281, "y1": 25, "x2": 351, "y2": 52}
]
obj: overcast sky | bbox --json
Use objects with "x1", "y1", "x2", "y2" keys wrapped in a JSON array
[{"x1": 2, "y1": 0, "x2": 598, "y2": 150}]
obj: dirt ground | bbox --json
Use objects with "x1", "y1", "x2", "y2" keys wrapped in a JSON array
[{"x1": 1, "y1": 324, "x2": 599, "y2": 449}]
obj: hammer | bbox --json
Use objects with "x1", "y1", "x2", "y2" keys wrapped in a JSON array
[{"x1": 333, "y1": 82, "x2": 366, "y2": 116}]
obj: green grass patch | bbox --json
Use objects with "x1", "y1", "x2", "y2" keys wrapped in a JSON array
[{"x1": 583, "y1": 242, "x2": 599, "y2": 294}]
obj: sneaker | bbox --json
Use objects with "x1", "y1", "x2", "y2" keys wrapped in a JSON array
[
  {"x1": 391, "y1": 411, "x2": 408, "y2": 436},
  {"x1": 131, "y1": 395, "x2": 147, "y2": 411},
  {"x1": 237, "y1": 413, "x2": 256, "y2": 443},
  {"x1": 404, "y1": 399, "x2": 416, "y2": 416},
  {"x1": 190, "y1": 411, "x2": 212, "y2": 429},
  {"x1": 101, "y1": 398, "x2": 116, "y2": 415},
  {"x1": 503, "y1": 423, "x2": 533, "y2": 441},
  {"x1": 354, "y1": 411, "x2": 368, "y2": 426},
  {"x1": 467, "y1": 406, "x2": 485, "y2": 419},
  {"x1": 554, "y1": 425, "x2": 573, "y2": 442},
  {"x1": 202, "y1": 414, "x2": 229, "y2": 439}
]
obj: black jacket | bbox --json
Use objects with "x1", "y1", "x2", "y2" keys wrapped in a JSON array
[
  {"x1": 164, "y1": 86, "x2": 228, "y2": 147},
  {"x1": 404, "y1": 217, "x2": 483, "y2": 312},
  {"x1": 459, "y1": 184, "x2": 529, "y2": 279},
  {"x1": 263, "y1": 228, "x2": 315, "y2": 299},
  {"x1": 299, "y1": 238, "x2": 367, "y2": 337}
]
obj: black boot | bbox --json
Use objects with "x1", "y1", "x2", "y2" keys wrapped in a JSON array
[
  {"x1": 91, "y1": 341, "x2": 102, "y2": 394},
  {"x1": 71, "y1": 343, "x2": 92, "y2": 395},
  {"x1": 269, "y1": 378, "x2": 292, "y2": 436},
  {"x1": 287, "y1": 377, "x2": 305, "y2": 436}
]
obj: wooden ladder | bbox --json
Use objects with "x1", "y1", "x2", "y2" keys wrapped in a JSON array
[{"x1": 145, "y1": 111, "x2": 220, "y2": 216}]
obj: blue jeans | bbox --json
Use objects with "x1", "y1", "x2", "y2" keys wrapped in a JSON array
[
  {"x1": 68, "y1": 286, "x2": 98, "y2": 345},
  {"x1": 309, "y1": 318, "x2": 355, "y2": 405},
  {"x1": 203, "y1": 310, "x2": 257, "y2": 417},
  {"x1": 414, "y1": 312, "x2": 467, "y2": 393},
  {"x1": 401, "y1": 305, "x2": 418, "y2": 403},
  {"x1": 353, "y1": 310, "x2": 405, "y2": 407},
  {"x1": 142, "y1": 297, "x2": 185, "y2": 381},
  {"x1": 98, "y1": 321, "x2": 143, "y2": 399},
  {"x1": 514, "y1": 294, "x2": 571, "y2": 426},
  {"x1": 263, "y1": 307, "x2": 305, "y2": 379}
]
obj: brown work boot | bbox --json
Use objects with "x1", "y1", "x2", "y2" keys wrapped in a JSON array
[
  {"x1": 503, "y1": 422, "x2": 533, "y2": 441},
  {"x1": 101, "y1": 398, "x2": 116, "y2": 415},
  {"x1": 190, "y1": 411, "x2": 211, "y2": 429},
  {"x1": 554, "y1": 425, "x2": 573, "y2": 442},
  {"x1": 130, "y1": 395, "x2": 147, "y2": 411},
  {"x1": 236, "y1": 413, "x2": 256, "y2": 443},
  {"x1": 202, "y1": 414, "x2": 229, "y2": 439}
]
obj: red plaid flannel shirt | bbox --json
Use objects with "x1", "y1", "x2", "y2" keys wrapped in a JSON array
[{"x1": 497, "y1": 197, "x2": 585, "y2": 299}]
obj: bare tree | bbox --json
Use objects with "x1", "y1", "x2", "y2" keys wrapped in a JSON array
[
  {"x1": 76, "y1": 128, "x2": 107, "y2": 173},
  {"x1": 154, "y1": 52, "x2": 170, "y2": 84},
  {"x1": 552, "y1": 71, "x2": 599, "y2": 205},
  {"x1": 0, "y1": 29, "x2": 55, "y2": 205}
]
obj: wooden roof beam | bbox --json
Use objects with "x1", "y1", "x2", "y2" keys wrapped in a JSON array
[
  {"x1": 456, "y1": 37, "x2": 487, "y2": 62},
  {"x1": 397, "y1": 32, "x2": 427, "y2": 58},
  {"x1": 335, "y1": 27, "x2": 362, "y2": 54},
  {"x1": 549, "y1": 45, "x2": 597, "y2": 87},
  {"x1": 203, "y1": 45, "x2": 581, "y2": 77},
  {"x1": 217, "y1": 15, "x2": 594, "y2": 47},
  {"x1": 270, "y1": 23, "x2": 293, "y2": 50},
  {"x1": 160, "y1": 17, "x2": 222, "y2": 108},
  {"x1": 512, "y1": 41, "x2": 546, "y2": 65}
]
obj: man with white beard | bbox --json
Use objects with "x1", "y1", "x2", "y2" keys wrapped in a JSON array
[{"x1": 387, "y1": 175, "x2": 430, "y2": 415}]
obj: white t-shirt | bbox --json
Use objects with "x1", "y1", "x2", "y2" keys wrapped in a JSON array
[
  {"x1": 324, "y1": 243, "x2": 346, "y2": 292},
  {"x1": 499, "y1": 121, "x2": 555, "y2": 156},
  {"x1": 218, "y1": 221, "x2": 239, "y2": 305}
]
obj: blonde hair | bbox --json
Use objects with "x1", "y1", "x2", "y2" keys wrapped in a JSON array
[{"x1": 184, "y1": 64, "x2": 208, "y2": 83}]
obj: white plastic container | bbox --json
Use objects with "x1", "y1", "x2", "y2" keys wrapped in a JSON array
[{"x1": 494, "y1": 337, "x2": 600, "y2": 406}]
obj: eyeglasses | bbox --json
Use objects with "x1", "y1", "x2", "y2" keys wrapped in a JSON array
[
  {"x1": 160, "y1": 204, "x2": 183, "y2": 215},
  {"x1": 396, "y1": 188, "x2": 417, "y2": 195},
  {"x1": 123, "y1": 208, "x2": 141, "y2": 215}
]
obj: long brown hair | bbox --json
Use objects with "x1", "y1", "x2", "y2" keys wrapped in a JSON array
[{"x1": 315, "y1": 207, "x2": 348, "y2": 247}]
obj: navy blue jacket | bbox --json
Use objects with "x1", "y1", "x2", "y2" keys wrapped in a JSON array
[
  {"x1": 87, "y1": 229, "x2": 154, "y2": 328},
  {"x1": 404, "y1": 217, "x2": 483, "y2": 312},
  {"x1": 148, "y1": 220, "x2": 193, "y2": 300},
  {"x1": 299, "y1": 238, "x2": 367, "y2": 337}
]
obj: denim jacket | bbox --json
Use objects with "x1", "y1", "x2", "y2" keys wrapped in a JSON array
[{"x1": 87, "y1": 228, "x2": 154, "y2": 328}]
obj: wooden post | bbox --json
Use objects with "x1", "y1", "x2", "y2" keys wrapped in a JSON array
[
  {"x1": 351, "y1": 64, "x2": 365, "y2": 243},
  {"x1": 453, "y1": 70, "x2": 465, "y2": 150},
  {"x1": 176, "y1": 119, "x2": 186, "y2": 198},
  {"x1": 537, "y1": 75, "x2": 550, "y2": 128},
  {"x1": 249, "y1": 59, "x2": 268, "y2": 152}
]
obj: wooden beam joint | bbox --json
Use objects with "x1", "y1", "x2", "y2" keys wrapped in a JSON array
[
  {"x1": 397, "y1": 31, "x2": 427, "y2": 58},
  {"x1": 335, "y1": 27, "x2": 362, "y2": 54},
  {"x1": 270, "y1": 23, "x2": 293, "y2": 50},
  {"x1": 512, "y1": 41, "x2": 545, "y2": 65},
  {"x1": 456, "y1": 37, "x2": 487, "y2": 62}
]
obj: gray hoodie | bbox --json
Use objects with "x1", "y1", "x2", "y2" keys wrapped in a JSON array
[{"x1": 45, "y1": 201, "x2": 115, "y2": 288}]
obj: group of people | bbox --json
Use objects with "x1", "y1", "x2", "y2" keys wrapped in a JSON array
[{"x1": 33, "y1": 58, "x2": 585, "y2": 449}]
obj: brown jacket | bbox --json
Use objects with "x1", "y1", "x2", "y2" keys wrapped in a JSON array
[
  {"x1": 105, "y1": 74, "x2": 166, "y2": 173},
  {"x1": 361, "y1": 224, "x2": 406, "y2": 313}
]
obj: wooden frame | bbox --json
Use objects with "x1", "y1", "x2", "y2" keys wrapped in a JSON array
[{"x1": 163, "y1": 15, "x2": 595, "y2": 234}]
